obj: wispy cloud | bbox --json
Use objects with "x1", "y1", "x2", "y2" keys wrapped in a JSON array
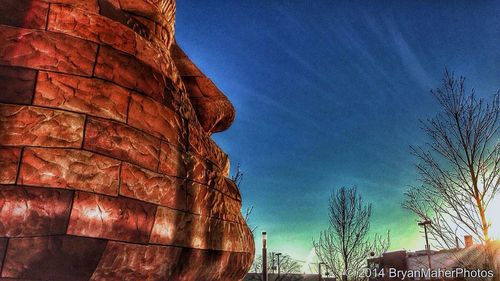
[{"x1": 386, "y1": 21, "x2": 433, "y2": 89}]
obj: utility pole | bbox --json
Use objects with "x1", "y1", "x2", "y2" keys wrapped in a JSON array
[
  {"x1": 276, "y1": 252, "x2": 282, "y2": 276},
  {"x1": 318, "y1": 262, "x2": 325, "y2": 281},
  {"x1": 418, "y1": 220, "x2": 432, "y2": 270},
  {"x1": 262, "y1": 232, "x2": 268, "y2": 281},
  {"x1": 271, "y1": 252, "x2": 275, "y2": 274}
]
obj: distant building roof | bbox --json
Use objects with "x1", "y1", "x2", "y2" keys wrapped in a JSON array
[{"x1": 368, "y1": 244, "x2": 495, "y2": 272}]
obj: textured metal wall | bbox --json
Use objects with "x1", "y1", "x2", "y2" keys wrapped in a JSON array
[{"x1": 0, "y1": 0, "x2": 254, "y2": 280}]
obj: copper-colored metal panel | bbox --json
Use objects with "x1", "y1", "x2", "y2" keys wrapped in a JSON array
[
  {"x1": 0, "y1": 0, "x2": 49, "y2": 29},
  {"x1": 18, "y1": 148, "x2": 120, "y2": 196},
  {"x1": 84, "y1": 117, "x2": 161, "y2": 171},
  {"x1": 0, "y1": 25, "x2": 97, "y2": 76},
  {"x1": 0, "y1": 148, "x2": 21, "y2": 184},
  {"x1": 90, "y1": 242, "x2": 182, "y2": 281},
  {"x1": 0, "y1": 104, "x2": 85, "y2": 148},
  {"x1": 34, "y1": 72, "x2": 130, "y2": 122},
  {"x1": 67, "y1": 192, "x2": 157, "y2": 243},
  {"x1": 1, "y1": 236, "x2": 107, "y2": 281},
  {"x1": 0, "y1": 66, "x2": 37, "y2": 105},
  {"x1": 0, "y1": 186, "x2": 72, "y2": 237},
  {"x1": 120, "y1": 162, "x2": 186, "y2": 209}
]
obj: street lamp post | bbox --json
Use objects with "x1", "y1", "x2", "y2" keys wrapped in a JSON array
[
  {"x1": 418, "y1": 220, "x2": 432, "y2": 270},
  {"x1": 276, "y1": 252, "x2": 282, "y2": 276},
  {"x1": 262, "y1": 232, "x2": 268, "y2": 281}
]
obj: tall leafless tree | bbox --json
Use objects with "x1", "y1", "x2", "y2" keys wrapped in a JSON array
[
  {"x1": 314, "y1": 186, "x2": 390, "y2": 281},
  {"x1": 403, "y1": 70, "x2": 500, "y2": 249},
  {"x1": 248, "y1": 253, "x2": 302, "y2": 281}
]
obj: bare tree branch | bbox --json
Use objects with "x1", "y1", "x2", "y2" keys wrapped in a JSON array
[
  {"x1": 231, "y1": 163, "x2": 258, "y2": 234},
  {"x1": 231, "y1": 162, "x2": 244, "y2": 187}
]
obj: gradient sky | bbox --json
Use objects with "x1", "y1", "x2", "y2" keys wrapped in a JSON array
[{"x1": 175, "y1": 0, "x2": 500, "y2": 266}]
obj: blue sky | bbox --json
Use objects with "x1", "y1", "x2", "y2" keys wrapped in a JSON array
[{"x1": 175, "y1": 0, "x2": 500, "y2": 262}]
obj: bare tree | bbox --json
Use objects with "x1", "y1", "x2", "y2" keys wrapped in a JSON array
[
  {"x1": 244, "y1": 205, "x2": 257, "y2": 233},
  {"x1": 231, "y1": 162, "x2": 244, "y2": 187},
  {"x1": 248, "y1": 253, "x2": 302, "y2": 281},
  {"x1": 403, "y1": 70, "x2": 500, "y2": 249},
  {"x1": 231, "y1": 163, "x2": 258, "y2": 233},
  {"x1": 314, "y1": 186, "x2": 390, "y2": 281}
]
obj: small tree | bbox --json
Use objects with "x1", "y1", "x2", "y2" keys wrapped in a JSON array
[
  {"x1": 244, "y1": 205, "x2": 257, "y2": 234},
  {"x1": 314, "y1": 186, "x2": 390, "y2": 281},
  {"x1": 232, "y1": 163, "x2": 257, "y2": 233},
  {"x1": 231, "y1": 162, "x2": 244, "y2": 187}
]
